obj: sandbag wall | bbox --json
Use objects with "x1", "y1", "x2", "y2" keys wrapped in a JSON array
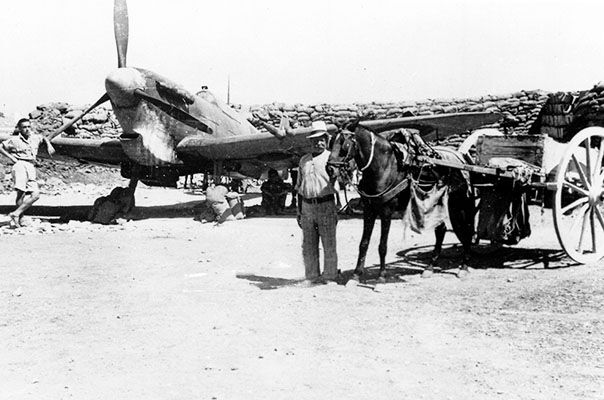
[
  {"x1": 22, "y1": 90, "x2": 550, "y2": 141},
  {"x1": 249, "y1": 90, "x2": 549, "y2": 137},
  {"x1": 17, "y1": 102, "x2": 121, "y2": 138}
]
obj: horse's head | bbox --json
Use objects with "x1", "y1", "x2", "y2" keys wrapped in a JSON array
[{"x1": 327, "y1": 129, "x2": 357, "y2": 182}]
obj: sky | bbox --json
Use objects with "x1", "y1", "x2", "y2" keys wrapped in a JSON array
[{"x1": 1, "y1": 0, "x2": 604, "y2": 119}]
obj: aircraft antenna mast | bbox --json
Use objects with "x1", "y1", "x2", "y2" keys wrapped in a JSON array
[{"x1": 227, "y1": 75, "x2": 231, "y2": 105}]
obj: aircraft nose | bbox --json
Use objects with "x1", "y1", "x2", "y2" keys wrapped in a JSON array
[{"x1": 105, "y1": 68, "x2": 145, "y2": 107}]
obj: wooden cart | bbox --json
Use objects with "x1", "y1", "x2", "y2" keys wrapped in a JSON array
[{"x1": 415, "y1": 127, "x2": 604, "y2": 264}]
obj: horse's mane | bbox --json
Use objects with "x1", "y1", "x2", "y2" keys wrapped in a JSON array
[{"x1": 343, "y1": 119, "x2": 360, "y2": 132}]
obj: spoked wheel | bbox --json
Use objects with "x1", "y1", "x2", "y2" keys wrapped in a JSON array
[{"x1": 553, "y1": 127, "x2": 604, "y2": 264}]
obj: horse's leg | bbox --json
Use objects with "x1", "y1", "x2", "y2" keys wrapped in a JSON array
[
  {"x1": 377, "y1": 205, "x2": 393, "y2": 283},
  {"x1": 354, "y1": 206, "x2": 377, "y2": 281},
  {"x1": 423, "y1": 222, "x2": 446, "y2": 278},
  {"x1": 448, "y1": 186, "x2": 475, "y2": 277}
]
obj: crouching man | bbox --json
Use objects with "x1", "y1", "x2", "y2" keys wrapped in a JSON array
[{"x1": 0, "y1": 118, "x2": 55, "y2": 227}]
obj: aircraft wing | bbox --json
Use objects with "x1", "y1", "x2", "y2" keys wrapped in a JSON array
[
  {"x1": 33, "y1": 137, "x2": 127, "y2": 165},
  {"x1": 358, "y1": 112, "x2": 502, "y2": 141},
  {"x1": 0, "y1": 134, "x2": 127, "y2": 165},
  {"x1": 176, "y1": 124, "x2": 336, "y2": 161},
  {"x1": 48, "y1": 137, "x2": 127, "y2": 164}
]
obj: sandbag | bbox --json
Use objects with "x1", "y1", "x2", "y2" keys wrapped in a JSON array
[
  {"x1": 226, "y1": 192, "x2": 245, "y2": 219},
  {"x1": 88, "y1": 187, "x2": 135, "y2": 224},
  {"x1": 402, "y1": 181, "x2": 449, "y2": 234}
]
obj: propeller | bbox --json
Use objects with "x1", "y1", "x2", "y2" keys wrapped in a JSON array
[
  {"x1": 113, "y1": 0, "x2": 208, "y2": 132},
  {"x1": 114, "y1": 0, "x2": 129, "y2": 68},
  {"x1": 47, "y1": 93, "x2": 110, "y2": 140},
  {"x1": 48, "y1": 0, "x2": 128, "y2": 140},
  {"x1": 51, "y1": 0, "x2": 211, "y2": 140},
  {"x1": 133, "y1": 89, "x2": 213, "y2": 133}
]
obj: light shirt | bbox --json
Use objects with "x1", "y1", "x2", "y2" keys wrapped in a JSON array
[
  {"x1": 295, "y1": 149, "x2": 336, "y2": 199},
  {"x1": 1, "y1": 134, "x2": 43, "y2": 162}
]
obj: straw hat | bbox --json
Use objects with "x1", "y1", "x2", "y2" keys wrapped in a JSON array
[{"x1": 307, "y1": 121, "x2": 328, "y2": 138}]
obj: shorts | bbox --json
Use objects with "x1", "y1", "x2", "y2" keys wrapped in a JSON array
[{"x1": 12, "y1": 160, "x2": 39, "y2": 193}]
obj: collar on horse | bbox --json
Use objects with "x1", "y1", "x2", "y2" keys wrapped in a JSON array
[
  {"x1": 358, "y1": 130, "x2": 376, "y2": 171},
  {"x1": 340, "y1": 129, "x2": 409, "y2": 203}
]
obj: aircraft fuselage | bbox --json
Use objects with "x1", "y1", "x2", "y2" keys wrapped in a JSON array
[{"x1": 105, "y1": 67, "x2": 259, "y2": 167}]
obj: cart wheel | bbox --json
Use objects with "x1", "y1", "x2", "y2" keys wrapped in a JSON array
[{"x1": 553, "y1": 127, "x2": 604, "y2": 264}]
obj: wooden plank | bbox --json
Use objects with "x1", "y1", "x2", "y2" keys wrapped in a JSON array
[
  {"x1": 415, "y1": 155, "x2": 547, "y2": 183},
  {"x1": 415, "y1": 156, "x2": 520, "y2": 179},
  {"x1": 476, "y1": 134, "x2": 546, "y2": 167}
]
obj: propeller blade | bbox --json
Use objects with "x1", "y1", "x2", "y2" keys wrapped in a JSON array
[
  {"x1": 114, "y1": 0, "x2": 129, "y2": 68},
  {"x1": 47, "y1": 93, "x2": 110, "y2": 141},
  {"x1": 133, "y1": 89, "x2": 213, "y2": 133}
]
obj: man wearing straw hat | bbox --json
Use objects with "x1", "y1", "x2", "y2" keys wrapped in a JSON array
[{"x1": 295, "y1": 121, "x2": 339, "y2": 284}]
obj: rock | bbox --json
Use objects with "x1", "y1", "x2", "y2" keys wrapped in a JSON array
[{"x1": 345, "y1": 279, "x2": 358, "y2": 288}]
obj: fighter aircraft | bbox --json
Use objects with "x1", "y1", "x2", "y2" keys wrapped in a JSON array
[{"x1": 4, "y1": 0, "x2": 501, "y2": 194}]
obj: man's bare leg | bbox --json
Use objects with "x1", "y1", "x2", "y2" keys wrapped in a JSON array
[
  {"x1": 15, "y1": 190, "x2": 25, "y2": 207},
  {"x1": 9, "y1": 190, "x2": 40, "y2": 226}
]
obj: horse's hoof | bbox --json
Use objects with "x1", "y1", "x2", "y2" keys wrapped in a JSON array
[
  {"x1": 421, "y1": 269, "x2": 434, "y2": 279},
  {"x1": 377, "y1": 275, "x2": 387, "y2": 284}
]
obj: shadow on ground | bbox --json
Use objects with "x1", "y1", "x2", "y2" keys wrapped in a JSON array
[
  {"x1": 235, "y1": 274, "x2": 302, "y2": 290},
  {"x1": 0, "y1": 200, "x2": 204, "y2": 222},
  {"x1": 0, "y1": 193, "x2": 285, "y2": 223},
  {"x1": 396, "y1": 243, "x2": 579, "y2": 270},
  {"x1": 237, "y1": 243, "x2": 580, "y2": 290}
]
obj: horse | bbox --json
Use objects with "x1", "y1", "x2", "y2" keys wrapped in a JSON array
[{"x1": 326, "y1": 123, "x2": 475, "y2": 282}]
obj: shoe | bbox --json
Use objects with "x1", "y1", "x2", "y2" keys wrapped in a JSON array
[
  {"x1": 312, "y1": 276, "x2": 327, "y2": 285},
  {"x1": 8, "y1": 213, "x2": 21, "y2": 228},
  {"x1": 296, "y1": 277, "x2": 325, "y2": 287},
  {"x1": 322, "y1": 271, "x2": 344, "y2": 285}
]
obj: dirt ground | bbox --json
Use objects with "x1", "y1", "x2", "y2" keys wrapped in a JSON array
[{"x1": 0, "y1": 186, "x2": 603, "y2": 400}]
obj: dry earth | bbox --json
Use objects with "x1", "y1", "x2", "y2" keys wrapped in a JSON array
[{"x1": 0, "y1": 186, "x2": 603, "y2": 400}]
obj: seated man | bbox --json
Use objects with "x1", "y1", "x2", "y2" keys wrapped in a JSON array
[{"x1": 261, "y1": 169, "x2": 290, "y2": 215}]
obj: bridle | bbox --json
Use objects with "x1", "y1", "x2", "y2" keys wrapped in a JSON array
[
  {"x1": 326, "y1": 132, "x2": 359, "y2": 175},
  {"x1": 327, "y1": 130, "x2": 375, "y2": 173},
  {"x1": 327, "y1": 129, "x2": 408, "y2": 202}
]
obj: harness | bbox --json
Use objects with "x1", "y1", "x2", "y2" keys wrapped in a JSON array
[
  {"x1": 356, "y1": 176, "x2": 409, "y2": 203},
  {"x1": 327, "y1": 130, "x2": 409, "y2": 203}
]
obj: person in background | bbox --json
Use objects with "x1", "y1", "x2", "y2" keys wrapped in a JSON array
[
  {"x1": 295, "y1": 121, "x2": 339, "y2": 284},
  {"x1": 0, "y1": 118, "x2": 54, "y2": 227},
  {"x1": 260, "y1": 168, "x2": 290, "y2": 215}
]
